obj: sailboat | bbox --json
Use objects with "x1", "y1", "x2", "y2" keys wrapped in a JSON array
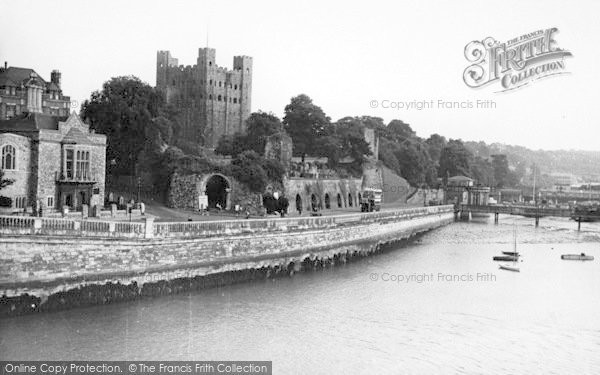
[{"x1": 499, "y1": 226, "x2": 520, "y2": 272}]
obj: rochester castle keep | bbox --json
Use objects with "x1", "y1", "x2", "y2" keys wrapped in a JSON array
[{"x1": 156, "y1": 48, "x2": 252, "y2": 148}]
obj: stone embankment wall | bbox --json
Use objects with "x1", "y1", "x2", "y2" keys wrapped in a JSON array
[{"x1": 0, "y1": 205, "x2": 454, "y2": 317}]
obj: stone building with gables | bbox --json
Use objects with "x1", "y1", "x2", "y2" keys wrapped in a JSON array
[
  {"x1": 0, "y1": 112, "x2": 106, "y2": 214},
  {"x1": 0, "y1": 62, "x2": 71, "y2": 120}
]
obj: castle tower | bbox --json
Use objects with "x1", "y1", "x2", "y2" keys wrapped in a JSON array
[
  {"x1": 233, "y1": 55, "x2": 253, "y2": 134},
  {"x1": 155, "y1": 47, "x2": 252, "y2": 149}
]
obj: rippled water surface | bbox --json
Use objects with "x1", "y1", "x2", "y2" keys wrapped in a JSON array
[{"x1": 1, "y1": 215, "x2": 599, "y2": 374}]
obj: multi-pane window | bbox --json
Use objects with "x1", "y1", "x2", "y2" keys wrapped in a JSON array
[
  {"x1": 1, "y1": 145, "x2": 15, "y2": 170},
  {"x1": 65, "y1": 149, "x2": 74, "y2": 178},
  {"x1": 15, "y1": 196, "x2": 26, "y2": 209},
  {"x1": 76, "y1": 151, "x2": 82, "y2": 179},
  {"x1": 70, "y1": 150, "x2": 90, "y2": 180},
  {"x1": 80, "y1": 151, "x2": 90, "y2": 180}
]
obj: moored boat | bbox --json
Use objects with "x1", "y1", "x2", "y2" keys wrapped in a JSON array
[
  {"x1": 561, "y1": 253, "x2": 594, "y2": 261},
  {"x1": 493, "y1": 255, "x2": 519, "y2": 262},
  {"x1": 499, "y1": 264, "x2": 520, "y2": 272},
  {"x1": 497, "y1": 226, "x2": 520, "y2": 271}
]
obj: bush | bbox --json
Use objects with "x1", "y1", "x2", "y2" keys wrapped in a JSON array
[
  {"x1": 231, "y1": 151, "x2": 268, "y2": 193},
  {"x1": 0, "y1": 196, "x2": 12, "y2": 207}
]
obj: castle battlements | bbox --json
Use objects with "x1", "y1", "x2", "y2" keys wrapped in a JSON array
[{"x1": 156, "y1": 48, "x2": 252, "y2": 148}]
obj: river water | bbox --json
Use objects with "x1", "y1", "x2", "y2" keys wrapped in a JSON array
[{"x1": 1, "y1": 215, "x2": 599, "y2": 374}]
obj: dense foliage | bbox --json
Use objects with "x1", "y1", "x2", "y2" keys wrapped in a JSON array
[
  {"x1": 81, "y1": 76, "x2": 178, "y2": 176},
  {"x1": 215, "y1": 112, "x2": 283, "y2": 157},
  {"x1": 83, "y1": 76, "x2": 580, "y2": 197}
]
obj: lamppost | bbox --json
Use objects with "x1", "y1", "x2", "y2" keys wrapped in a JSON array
[{"x1": 137, "y1": 176, "x2": 141, "y2": 203}]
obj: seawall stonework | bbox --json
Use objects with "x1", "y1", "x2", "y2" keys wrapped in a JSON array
[{"x1": 0, "y1": 207, "x2": 454, "y2": 316}]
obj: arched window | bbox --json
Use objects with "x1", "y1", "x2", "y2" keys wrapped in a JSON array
[
  {"x1": 217, "y1": 95, "x2": 222, "y2": 102},
  {"x1": 1, "y1": 145, "x2": 16, "y2": 170}
]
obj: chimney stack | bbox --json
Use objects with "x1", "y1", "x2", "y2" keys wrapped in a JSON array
[{"x1": 51, "y1": 69, "x2": 61, "y2": 89}]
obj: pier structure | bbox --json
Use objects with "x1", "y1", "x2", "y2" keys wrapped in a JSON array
[{"x1": 458, "y1": 204, "x2": 590, "y2": 230}]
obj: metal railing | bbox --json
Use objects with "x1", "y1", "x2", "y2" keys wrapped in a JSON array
[{"x1": 0, "y1": 205, "x2": 454, "y2": 239}]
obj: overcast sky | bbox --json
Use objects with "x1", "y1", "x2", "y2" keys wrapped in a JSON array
[{"x1": 1, "y1": 0, "x2": 598, "y2": 151}]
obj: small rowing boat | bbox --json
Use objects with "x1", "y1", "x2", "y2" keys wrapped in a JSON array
[
  {"x1": 499, "y1": 264, "x2": 520, "y2": 272},
  {"x1": 502, "y1": 251, "x2": 519, "y2": 256}
]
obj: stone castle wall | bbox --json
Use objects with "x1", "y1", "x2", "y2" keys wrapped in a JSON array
[
  {"x1": 167, "y1": 172, "x2": 261, "y2": 213},
  {"x1": 156, "y1": 49, "x2": 252, "y2": 148},
  {"x1": 284, "y1": 178, "x2": 363, "y2": 211}
]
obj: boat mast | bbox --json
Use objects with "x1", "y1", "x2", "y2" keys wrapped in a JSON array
[{"x1": 532, "y1": 165, "x2": 536, "y2": 204}]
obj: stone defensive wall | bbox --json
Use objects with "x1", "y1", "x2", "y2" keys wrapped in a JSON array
[{"x1": 0, "y1": 205, "x2": 454, "y2": 317}]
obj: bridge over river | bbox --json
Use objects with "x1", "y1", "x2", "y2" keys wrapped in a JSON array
[{"x1": 459, "y1": 204, "x2": 596, "y2": 230}]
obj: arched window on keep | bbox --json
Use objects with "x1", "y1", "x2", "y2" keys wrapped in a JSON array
[{"x1": 1, "y1": 145, "x2": 16, "y2": 170}]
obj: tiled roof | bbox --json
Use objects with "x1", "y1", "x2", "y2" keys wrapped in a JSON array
[
  {"x1": 0, "y1": 112, "x2": 64, "y2": 131},
  {"x1": 448, "y1": 175, "x2": 473, "y2": 181},
  {"x1": 0, "y1": 67, "x2": 45, "y2": 86}
]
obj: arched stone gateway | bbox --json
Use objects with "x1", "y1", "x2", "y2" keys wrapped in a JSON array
[
  {"x1": 324, "y1": 193, "x2": 331, "y2": 209},
  {"x1": 311, "y1": 193, "x2": 319, "y2": 211},
  {"x1": 348, "y1": 193, "x2": 353, "y2": 207},
  {"x1": 295, "y1": 194, "x2": 302, "y2": 213},
  {"x1": 198, "y1": 173, "x2": 232, "y2": 210},
  {"x1": 337, "y1": 193, "x2": 342, "y2": 208}
]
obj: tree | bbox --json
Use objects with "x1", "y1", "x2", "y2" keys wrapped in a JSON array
[
  {"x1": 470, "y1": 156, "x2": 494, "y2": 186},
  {"x1": 81, "y1": 76, "x2": 171, "y2": 176},
  {"x1": 439, "y1": 139, "x2": 472, "y2": 178},
  {"x1": 214, "y1": 133, "x2": 248, "y2": 157},
  {"x1": 214, "y1": 112, "x2": 284, "y2": 157},
  {"x1": 245, "y1": 112, "x2": 283, "y2": 154},
  {"x1": 425, "y1": 134, "x2": 447, "y2": 168},
  {"x1": 491, "y1": 154, "x2": 510, "y2": 188},
  {"x1": 283, "y1": 94, "x2": 330, "y2": 156},
  {"x1": 230, "y1": 151, "x2": 269, "y2": 193},
  {"x1": 394, "y1": 143, "x2": 436, "y2": 186},
  {"x1": 333, "y1": 117, "x2": 372, "y2": 172},
  {"x1": 387, "y1": 119, "x2": 416, "y2": 141}
]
